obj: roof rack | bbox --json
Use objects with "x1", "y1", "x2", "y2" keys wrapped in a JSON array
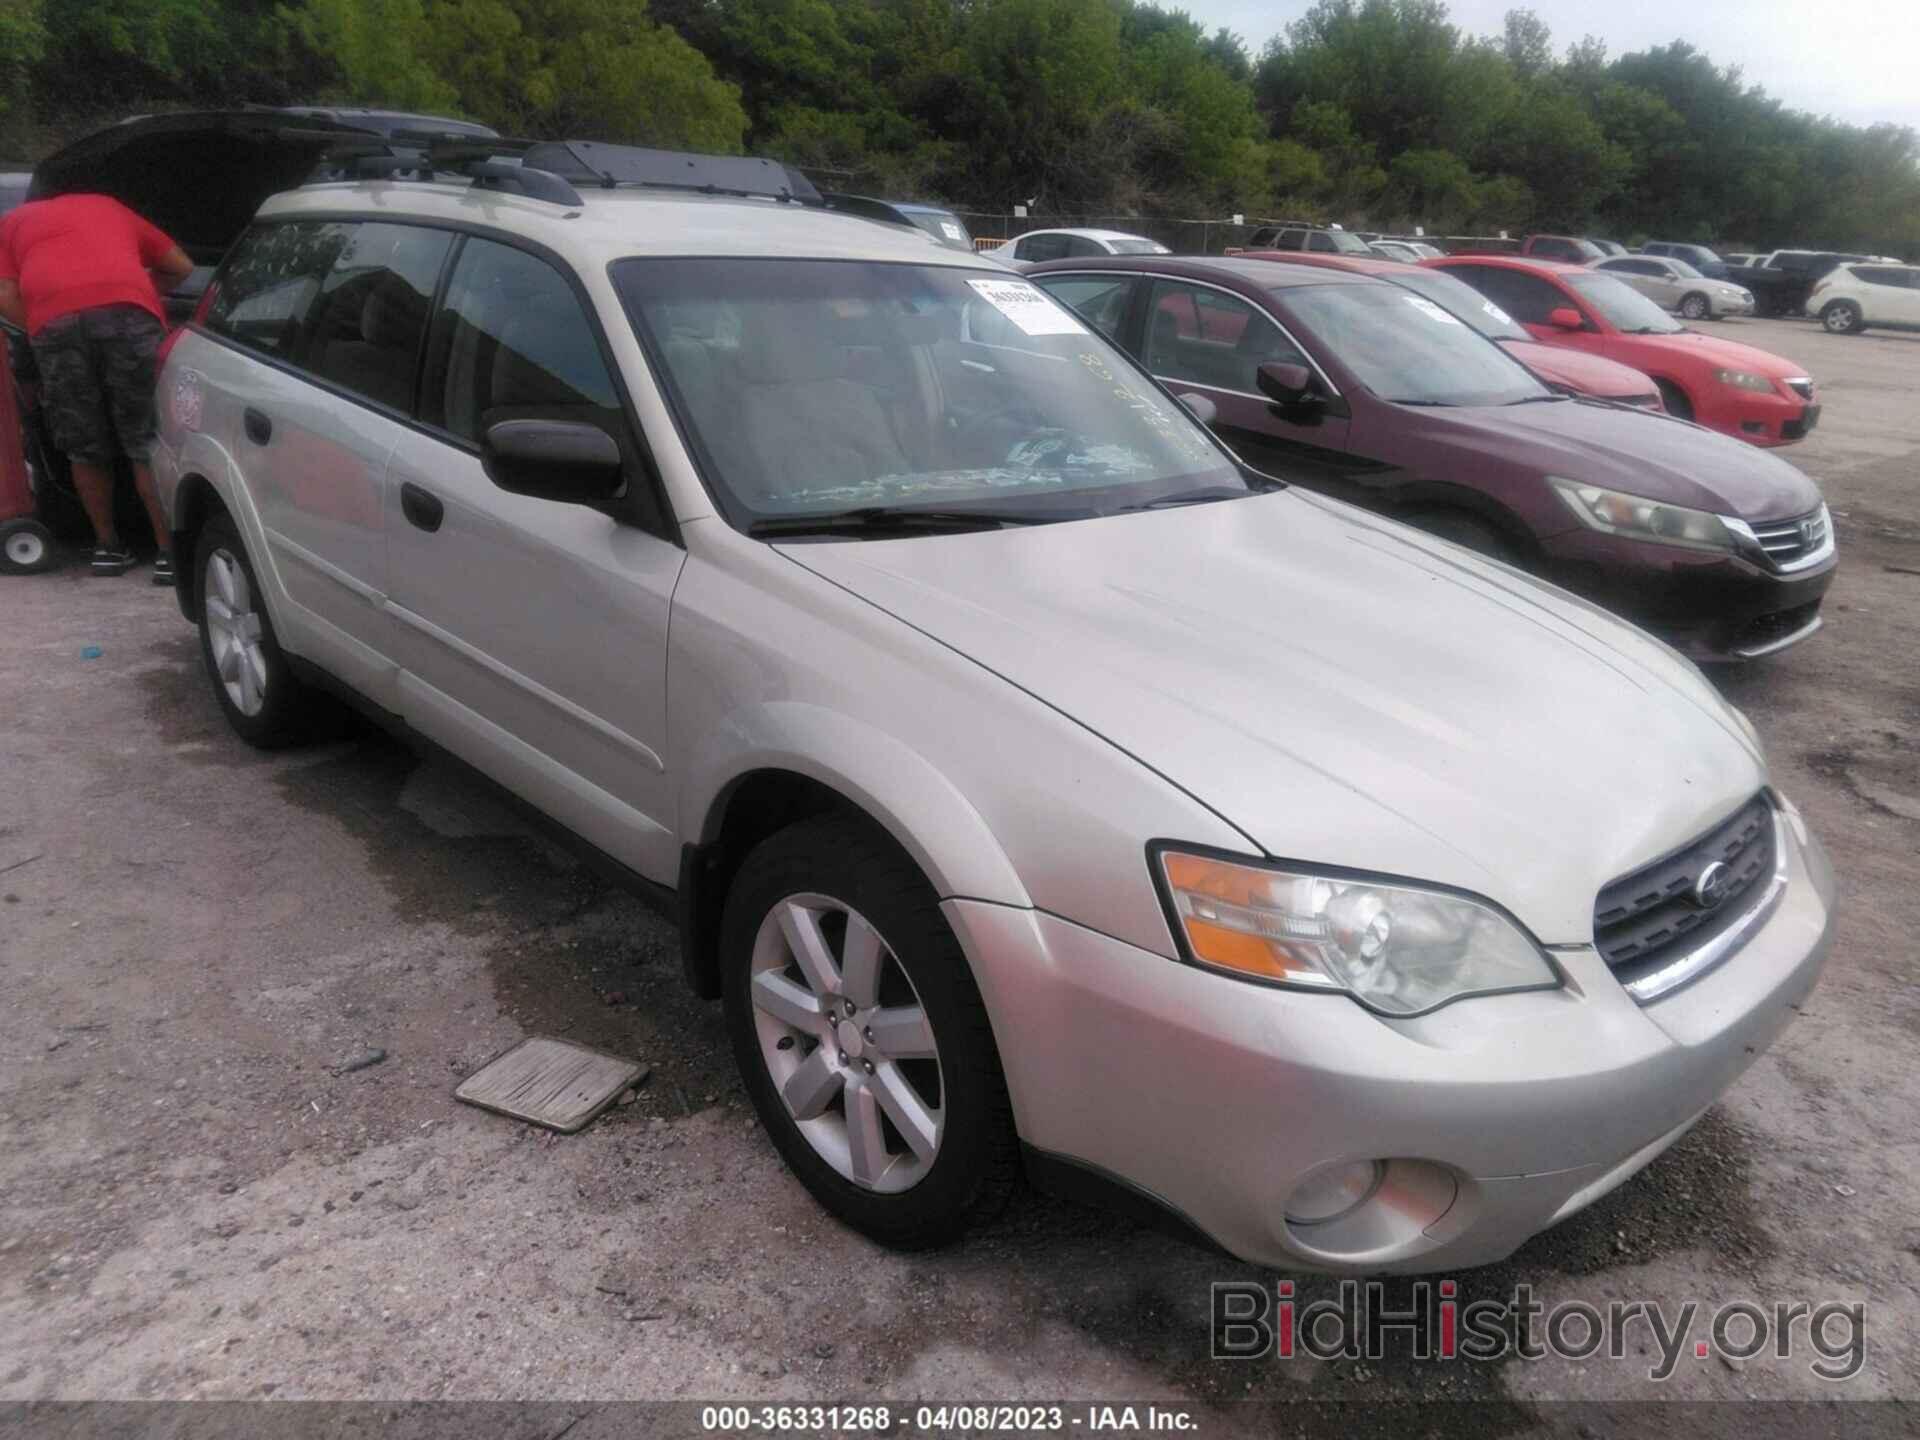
[{"x1": 520, "y1": 141, "x2": 821, "y2": 204}]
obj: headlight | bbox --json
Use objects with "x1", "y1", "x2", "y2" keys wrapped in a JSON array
[
  {"x1": 1154, "y1": 849, "x2": 1558, "y2": 1016},
  {"x1": 1715, "y1": 368, "x2": 1775, "y2": 392},
  {"x1": 1548, "y1": 478, "x2": 1736, "y2": 551}
]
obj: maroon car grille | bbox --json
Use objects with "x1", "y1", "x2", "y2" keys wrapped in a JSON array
[
  {"x1": 1594, "y1": 795, "x2": 1775, "y2": 984},
  {"x1": 1748, "y1": 508, "x2": 1828, "y2": 568}
]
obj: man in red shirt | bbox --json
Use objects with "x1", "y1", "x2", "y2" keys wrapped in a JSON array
[{"x1": 0, "y1": 193, "x2": 195, "y2": 580}]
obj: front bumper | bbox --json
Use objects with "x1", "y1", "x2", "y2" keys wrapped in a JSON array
[
  {"x1": 948, "y1": 816, "x2": 1833, "y2": 1274},
  {"x1": 1536, "y1": 527, "x2": 1836, "y2": 662},
  {"x1": 1716, "y1": 390, "x2": 1817, "y2": 447}
]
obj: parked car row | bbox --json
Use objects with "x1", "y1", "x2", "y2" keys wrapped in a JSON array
[{"x1": 8, "y1": 116, "x2": 1840, "y2": 1281}]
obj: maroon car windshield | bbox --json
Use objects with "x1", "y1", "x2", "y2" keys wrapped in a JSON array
[{"x1": 1281, "y1": 283, "x2": 1549, "y2": 407}]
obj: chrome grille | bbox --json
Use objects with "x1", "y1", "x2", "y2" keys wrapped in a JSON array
[
  {"x1": 1748, "y1": 507, "x2": 1828, "y2": 568},
  {"x1": 1785, "y1": 378, "x2": 1814, "y2": 401},
  {"x1": 1594, "y1": 795, "x2": 1776, "y2": 998}
]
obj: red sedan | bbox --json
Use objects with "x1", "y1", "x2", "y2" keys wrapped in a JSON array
[
  {"x1": 1240, "y1": 250, "x2": 1662, "y2": 408},
  {"x1": 1425, "y1": 255, "x2": 1818, "y2": 447}
]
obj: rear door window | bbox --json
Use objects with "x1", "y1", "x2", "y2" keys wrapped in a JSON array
[
  {"x1": 1144, "y1": 280, "x2": 1307, "y2": 394},
  {"x1": 204, "y1": 221, "x2": 353, "y2": 360},
  {"x1": 296, "y1": 223, "x2": 453, "y2": 413}
]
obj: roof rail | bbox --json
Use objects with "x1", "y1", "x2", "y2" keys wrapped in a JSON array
[
  {"x1": 520, "y1": 141, "x2": 821, "y2": 204},
  {"x1": 310, "y1": 134, "x2": 585, "y2": 207}
]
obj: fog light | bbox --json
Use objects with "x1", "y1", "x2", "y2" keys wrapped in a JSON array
[{"x1": 1285, "y1": 1160, "x2": 1385, "y2": 1225}]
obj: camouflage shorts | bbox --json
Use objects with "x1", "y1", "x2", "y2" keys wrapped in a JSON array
[{"x1": 30, "y1": 304, "x2": 165, "y2": 466}]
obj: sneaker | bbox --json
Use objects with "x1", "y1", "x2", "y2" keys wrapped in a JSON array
[
  {"x1": 91, "y1": 547, "x2": 134, "y2": 576},
  {"x1": 152, "y1": 552, "x2": 175, "y2": 588}
]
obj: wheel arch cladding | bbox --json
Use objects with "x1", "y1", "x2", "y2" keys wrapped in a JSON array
[{"x1": 676, "y1": 705, "x2": 1032, "y2": 999}]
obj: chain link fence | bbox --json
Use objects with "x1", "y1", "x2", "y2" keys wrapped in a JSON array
[{"x1": 951, "y1": 211, "x2": 1514, "y2": 257}]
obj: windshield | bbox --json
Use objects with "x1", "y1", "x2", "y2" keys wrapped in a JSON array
[
  {"x1": 906, "y1": 210, "x2": 973, "y2": 251},
  {"x1": 615, "y1": 259, "x2": 1245, "y2": 528},
  {"x1": 1386, "y1": 270, "x2": 1528, "y2": 341},
  {"x1": 1107, "y1": 237, "x2": 1170, "y2": 255},
  {"x1": 1282, "y1": 283, "x2": 1548, "y2": 407},
  {"x1": 1565, "y1": 273, "x2": 1684, "y2": 333}
]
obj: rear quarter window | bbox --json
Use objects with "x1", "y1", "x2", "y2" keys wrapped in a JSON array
[{"x1": 204, "y1": 221, "x2": 354, "y2": 360}]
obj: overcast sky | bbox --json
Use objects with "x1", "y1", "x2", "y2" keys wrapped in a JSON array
[{"x1": 1183, "y1": 0, "x2": 1920, "y2": 133}]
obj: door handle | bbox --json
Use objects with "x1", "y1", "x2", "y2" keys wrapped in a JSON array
[
  {"x1": 400, "y1": 481, "x2": 444, "y2": 533},
  {"x1": 242, "y1": 408, "x2": 272, "y2": 445}
]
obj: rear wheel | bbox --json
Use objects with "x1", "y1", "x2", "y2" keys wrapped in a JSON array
[
  {"x1": 721, "y1": 815, "x2": 1018, "y2": 1249},
  {"x1": 0, "y1": 517, "x2": 56, "y2": 574},
  {"x1": 1821, "y1": 301, "x2": 1864, "y2": 335},
  {"x1": 1678, "y1": 292, "x2": 1711, "y2": 321},
  {"x1": 1404, "y1": 509, "x2": 1519, "y2": 565},
  {"x1": 1654, "y1": 379, "x2": 1695, "y2": 420},
  {"x1": 194, "y1": 513, "x2": 323, "y2": 748}
]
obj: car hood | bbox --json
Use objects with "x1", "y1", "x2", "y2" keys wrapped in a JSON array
[
  {"x1": 1429, "y1": 397, "x2": 1823, "y2": 521},
  {"x1": 1499, "y1": 338, "x2": 1652, "y2": 400},
  {"x1": 1613, "y1": 329, "x2": 1809, "y2": 383},
  {"x1": 29, "y1": 111, "x2": 381, "y2": 264},
  {"x1": 780, "y1": 490, "x2": 1765, "y2": 944}
]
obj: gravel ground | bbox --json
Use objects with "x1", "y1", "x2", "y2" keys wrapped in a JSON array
[{"x1": 1, "y1": 315, "x2": 1916, "y2": 1432}]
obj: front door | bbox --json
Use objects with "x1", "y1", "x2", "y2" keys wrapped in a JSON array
[{"x1": 382, "y1": 235, "x2": 685, "y2": 884}]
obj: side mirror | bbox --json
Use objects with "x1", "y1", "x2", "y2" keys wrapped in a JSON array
[
  {"x1": 1546, "y1": 306, "x2": 1585, "y2": 331},
  {"x1": 1256, "y1": 361, "x2": 1315, "y2": 406},
  {"x1": 481, "y1": 420, "x2": 624, "y2": 508},
  {"x1": 1176, "y1": 392, "x2": 1217, "y2": 426}
]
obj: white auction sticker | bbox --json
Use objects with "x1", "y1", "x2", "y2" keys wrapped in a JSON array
[
  {"x1": 1403, "y1": 293, "x2": 1462, "y2": 325},
  {"x1": 967, "y1": 278, "x2": 1087, "y2": 336},
  {"x1": 940, "y1": 221, "x2": 965, "y2": 242}
]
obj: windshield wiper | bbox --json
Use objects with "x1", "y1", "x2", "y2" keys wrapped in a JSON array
[
  {"x1": 1388, "y1": 398, "x2": 1457, "y2": 407},
  {"x1": 1624, "y1": 326, "x2": 1677, "y2": 335},
  {"x1": 1504, "y1": 392, "x2": 1569, "y2": 405},
  {"x1": 1119, "y1": 482, "x2": 1280, "y2": 513},
  {"x1": 747, "y1": 506, "x2": 1056, "y2": 539}
]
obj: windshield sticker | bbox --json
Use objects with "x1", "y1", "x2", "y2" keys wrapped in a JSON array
[
  {"x1": 940, "y1": 221, "x2": 965, "y2": 242},
  {"x1": 1481, "y1": 299, "x2": 1514, "y2": 325},
  {"x1": 968, "y1": 278, "x2": 1087, "y2": 336},
  {"x1": 1403, "y1": 294, "x2": 1462, "y2": 325}
]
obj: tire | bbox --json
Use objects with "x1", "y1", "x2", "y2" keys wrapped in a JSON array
[
  {"x1": 193, "y1": 513, "x2": 323, "y2": 748},
  {"x1": 721, "y1": 814, "x2": 1018, "y2": 1249},
  {"x1": 1678, "y1": 292, "x2": 1710, "y2": 321},
  {"x1": 1654, "y1": 379, "x2": 1694, "y2": 421},
  {"x1": 0, "y1": 517, "x2": 57, "y2": 574},
  {"x1": 1403, "y1": 509, "x2": 1519, "y2": 564},
  {"x1": 1821, "y1": 301, "x2": 1864, "y2": 335}
]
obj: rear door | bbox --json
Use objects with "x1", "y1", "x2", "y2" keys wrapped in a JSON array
[
  {"x1": 382, "y1": 234, "x2": 684, "y2": 883},
  {"x1": 200, "y1": 219, "x2": 451, "y2": 704}
]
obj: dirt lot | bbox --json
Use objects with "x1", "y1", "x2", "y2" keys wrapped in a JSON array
[{"x1": 2, "y1": 315, "x2": 1916, "y2": 1430}]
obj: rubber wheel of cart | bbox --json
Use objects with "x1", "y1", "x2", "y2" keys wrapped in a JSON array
[
  {"x1": 1654, "y1": 379, "x2": 1695, "y2": 420},
  {"x1": 721, "y1": 814, "x2": 1019, "y2": 1250},
  {"x1": 0, "y1": 517, "x2": 56, "y2": 574},
  {"x1": 194, "y1": 513, "x2": 322, "y2": 748},
  {"x1": 1820, "y1": 301, "x2": 1864, "y2": 335},
  {"x1": 1678, "y1": 292, "x2": 1710, "y2": 321}
]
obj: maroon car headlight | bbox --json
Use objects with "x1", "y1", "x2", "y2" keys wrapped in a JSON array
[{"x1": 1548, "y1": 478, "x2": 1737, "y2": 553}]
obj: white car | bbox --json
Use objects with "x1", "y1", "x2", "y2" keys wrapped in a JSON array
[
  {"x1": 1808, "y1": 261, "x2": 1920, "y2": 334},
  {"x1": 146, "y1": 134, "x2": 1833, "y2": 1275},
  {"x1": 1592, "y1": 255, "x2": 1755, "y2": 320},
  {"x1": 990, "y1": 228, "x2": 1168, "y2": 263}
]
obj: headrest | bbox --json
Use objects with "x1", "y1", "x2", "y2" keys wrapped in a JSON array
[
  {"x1": 360, "y1": 277, "x2": 427, "y2": 350},
  {"x1": 736, "y1": 301, "x2": 847, "y2": 385}
]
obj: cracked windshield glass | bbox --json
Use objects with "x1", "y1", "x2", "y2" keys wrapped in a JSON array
[{"x1": 615, "y1": 258, "x2": 1249, "y2": 528}]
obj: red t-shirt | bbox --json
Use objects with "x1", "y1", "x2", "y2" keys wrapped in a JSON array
[{"x1": 0, "y1": 193, "x2": 179, "y2": 336}]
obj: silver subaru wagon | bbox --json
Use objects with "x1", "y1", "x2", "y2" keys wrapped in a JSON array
[{"x1": 152, "y1": 143, "x2": 1834, "y2": 1274}]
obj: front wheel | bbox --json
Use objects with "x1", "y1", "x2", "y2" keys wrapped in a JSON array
[
  {"x1": 721, "y1": 815, "x2": 1018, "y2": 1249},
  {"x1": 1678, "y1": 292, "x2": 1710, "y2": 321},
  {"x1": 1821, "y1": 301, "x2": 1864, "y2": 335}
]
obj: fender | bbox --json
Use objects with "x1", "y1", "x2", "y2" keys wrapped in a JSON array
[
  {"x1": 680, "y1": 700, "x2": 1032, "y2": 911},
  {"x1": 166, "y1": 428, "x2": 280, "y2": 619}
]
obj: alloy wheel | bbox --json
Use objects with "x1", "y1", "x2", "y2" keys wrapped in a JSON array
[
  {"x1": 749, "y1": 892, "x2": 944, "y2": 1193},
  {"x1": 204, "y1": 547, "x2": 269, "y2": 717}
]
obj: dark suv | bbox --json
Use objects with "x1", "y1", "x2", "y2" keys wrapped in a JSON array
[{"x1": 1246, "y1": 225, "x2": 1371, "y2": 255}]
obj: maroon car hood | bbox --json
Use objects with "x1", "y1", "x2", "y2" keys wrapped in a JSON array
[
  {"x1": 1399, "y1": 398, "x2": 1824, "y2": 522},
  {"x1": 1500, "y1": 338, "x2": 1655, "y2": 401}
]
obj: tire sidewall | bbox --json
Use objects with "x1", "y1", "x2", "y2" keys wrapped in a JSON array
[
  {"x1": 720, "y1": 821, "x2": 1009, "y2": 1246},
  {"x1": 1680, "y1": 293, "x2": 1709, "y2": 320},
  {"x1": 1822, "y1": 302, "x2": 1860, "y2": 334}
]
